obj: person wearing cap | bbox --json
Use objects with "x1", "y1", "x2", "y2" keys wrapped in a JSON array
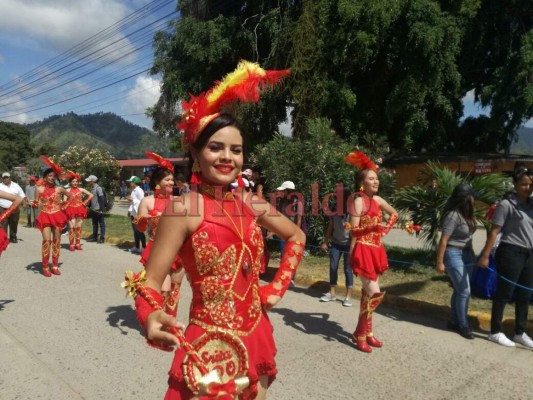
[
  {"x1": 0, "y1": 190, "x2": 24, "y2": 256},
  {"x1": 127, "y1": 61, "x2": 304, "y2": 399},
  {"x1": 478, "y1": 166, "x2": 533, "y2": 348},
  {"x1": 24, "y1": 176, "x2": 39, "y2": 227},
  {"x1": 85, "y1": 175, "x2": 106, "y2": 243},
  {"x1": 0, "y1": 172, "x2": 25, "y2": 243},
  {"x1": 126, "y1": 176, "x2": 145, "y2": 254},
  {"x1": 435, "y1": 183, "x2": 477, "y2": 340}
]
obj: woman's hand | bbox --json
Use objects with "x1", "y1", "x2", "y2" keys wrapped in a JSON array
[
  {"x1": 435, "y1": 261, "x2": 445, "y2": 274},
  {"x1": 146, "y1": 310, "x2": 183, "y2": 349},
  {"x1": 263, "y1": 294, "x2": 282, "y2": 312},
  {"x1": 477, "y1": 255, "x2": 490, "y2": 269}
]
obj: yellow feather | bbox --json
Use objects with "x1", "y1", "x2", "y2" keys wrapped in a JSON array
[{"x1": 207, "y1": 61, "x2": 266, "y2": 104}]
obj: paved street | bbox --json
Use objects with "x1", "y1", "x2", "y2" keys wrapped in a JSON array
[{"x1": 1, "y1": 226, "x2": 531, "y2": 400}]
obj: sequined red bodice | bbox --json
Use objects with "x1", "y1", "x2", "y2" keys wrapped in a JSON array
[
  {"x1": 68, "y1": 187, "x2": 83, "y2": 207},
  {"x1": 357, "y1": 195, "x2": 383, "y2": 247},
  {"x1": 179, "y1": 194, "x2": 264, "y2": 336},
  {"x1": 39, "y1": 186, "x2": 62, "y2": 214}
]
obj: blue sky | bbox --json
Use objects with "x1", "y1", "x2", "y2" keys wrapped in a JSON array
[{"x1": 0, "y1": 0, "x2": 530, "y2": 132}]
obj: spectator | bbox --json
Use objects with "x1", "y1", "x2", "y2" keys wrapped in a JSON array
[
  {"x1": 85, "y1": 175, "x2": 106, "y2": 243},
  {"x1": 320, "y1": 187, "x2": 354, "y2": 306},
  {"x1": 119, "y1": 180, "x2": 127, "y2": 199},
  {"x1": 0, "y1": 172, "x2": 25, "y2": 243},
  {"x1": 127, "y1": 176, "x2": 145, "y2": 254},
  {"x1": 25, "y1": 176, "x2": 39, "y2": 227},
  {"x1": 242, "y1": 168, "x2": 255, "y2": 190},
  {"x1": 478, "y1": 166, "x2": 533, "y2": 348},
  {"x1": 435, "y1": 183, "x2": 477, "y2": 339}
]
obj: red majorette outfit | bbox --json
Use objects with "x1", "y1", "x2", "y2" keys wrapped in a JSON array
[
  {"x1": 65, "y1": 187, "x2": 89, "y2": 250},
  {"x1": 35, "y1": 184, "x2": 68, "y2": 273},
  {"x1": 137, "y1": 193, "x2": 183, "y2": 316}
]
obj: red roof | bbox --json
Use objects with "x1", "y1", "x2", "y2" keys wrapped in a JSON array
[{"x1": 119, "y1": 157, "x2": 187, "y2": 167}]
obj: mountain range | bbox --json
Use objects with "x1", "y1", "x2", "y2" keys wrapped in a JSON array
[
  {"x1": 26, "y1": 112, "x2": 178, "y2": 159},
  {"x1": 510, "y1": 126, "x2": 533, "y2": 155}
]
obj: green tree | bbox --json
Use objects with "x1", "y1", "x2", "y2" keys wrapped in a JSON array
[
  {"x1": 394, "y1": 162, "x2": 510, "y2": 250},
  {"x1": 54, "y1": 146, "x2": 121, "y2": 211},
  {"x1": 0, "y1": 122, "x2": 33, "y2": 171}
]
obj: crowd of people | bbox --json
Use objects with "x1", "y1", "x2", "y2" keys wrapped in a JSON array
[{"x1": 1, "y1": 60, "x2": 532, "y2": 400}]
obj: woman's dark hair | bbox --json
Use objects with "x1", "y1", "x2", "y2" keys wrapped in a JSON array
[
  {"x1": 512, "y1": 166, "x2": 533, "y2": 184},
  {"x1": 43, "y1": 168, "x2": 55, "y2": 177},
  {"x1": 441, "y1": 189, "x2": 475, "y2": 232},
  {"x1": 149, "y1": 167, "x2": 174, "y2": 191},
  {"x1": 186, "y1": 113, "x2": 243, "y2": 181}
]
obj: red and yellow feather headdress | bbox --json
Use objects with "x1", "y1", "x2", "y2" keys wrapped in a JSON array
[
  {"x1": 344, "y1": 151, "x2": 379, "y2": 171},
  {"x1": 60, "y1": 169, "x2": 81, "y2": 181},
  {"x1": 39, "y1": 155, "x2": 63, "y2": 177},
  {"x1": 145, "y1": 152, "x2": 174, "y2": 172},
  {"x1": 177, "y1": 60, "x2": 290, "y2": 150}
]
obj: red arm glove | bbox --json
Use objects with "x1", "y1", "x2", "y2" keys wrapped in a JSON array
[
  {"x1": 382, "y1": 213, "x2": 398, "y2": 235},
  {"x1": 134, "y1": 286, "x2": 174, "y2": 351},
  {"x1": 259, "y1": 240, "x2": 304, "y2": 303},
  {"x1": 0, "y1": 204, "x2": 19, "y2": 223},
  {"x1": 349, "y1": 224, "x2": 383, "y2": 238}
]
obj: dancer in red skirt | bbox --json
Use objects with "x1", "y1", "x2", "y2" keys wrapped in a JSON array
[
  {"x1": 344, "y1": 151, "x2": 398, "y2": 353},
  {"x1": 124, "y1": 61, "x2": 303, "y2": 400},
  {"x1": 34, "y1": 157, "x2": 70, "y2": 277},
  {"x1": 135, "y1": 152, "x2": 184, "y2": 317},
  {"x1": 0, "y1": 191, "x2": 23, "y2": 257},
  {"x1": 63, "y1": 171, "x2": 93, "y2": 251}
]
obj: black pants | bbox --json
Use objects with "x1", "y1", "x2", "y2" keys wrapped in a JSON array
[
  {"x1": 491, "y1": 243, "x2": 533, "y2": 335},
  {"x1": 90, "y1": 210, "x2": 106, "y2": 239},
  {"x1": 0, "y1": 206, "x2": 20, "y2": 240}
]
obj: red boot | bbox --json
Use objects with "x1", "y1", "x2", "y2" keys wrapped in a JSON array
[
  {"x1": 68, "y1": 228, "x2": 75, "y2": 251},
  {"x1": 75, "y1": 227, "x2": 82, "y2": 250},
  {"x1": 366, "y1": 292, "x2": 385, "y2": 348},
  {"x1": 352, "y1": 290, "x2": 372, "y2": 353},
  {"x1": 51, "y1": 236, "x2": 61, "y2": 275},
  {"x1": 41, "y1": 240, "x2": 51, "y2": 277}
]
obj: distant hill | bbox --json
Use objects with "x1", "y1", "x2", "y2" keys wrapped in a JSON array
[
  {"x1": 26, "y1": 112, "x2": 178, "y2": 159},
  {"x1": 510, "y1": 126, "x2": 533, "y2": 155}
]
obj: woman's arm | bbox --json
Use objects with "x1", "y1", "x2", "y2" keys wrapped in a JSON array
[
  {"x1": 376, "y1": 196, "x2": 398, "y2": 234},
  {"x1": 135, "y1": 196, "x2": 153, "y2": 232},
  {"x1": 477, "y1": 225, "x2": 502, "y2": 268},
  {"x1": 320, "y1": 218, "x2": 333, "y2": 252},
  {"x1": 0, "y1": 190, "x2": 23, "y2": 206},
  {"x1": 435, "y1": 233, "x2": 450, "y2": 273}
]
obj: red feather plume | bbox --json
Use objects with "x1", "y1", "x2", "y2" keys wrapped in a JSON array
[
  {"x1": 39, "y1": 155, "x2": 63, "y2": 176},
  {"x1": 343, "y1": 151, "x2": 379, "y2": 171},
  {"x1": 60, "y1": 169, "x2": 81, "y2": 181},
  {"x1": 145, "y1": 152, "x2": 174, "y2": 172}
]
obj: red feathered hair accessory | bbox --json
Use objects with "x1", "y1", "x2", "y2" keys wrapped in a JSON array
[
  {"x1": 60, "y1": 169, "x2": 81, "y2": 181},
  {"x1": 344, "y1": 151, "x2": 379, "y2": 172},
  {"x1": 177, "y1": 60, "x2": 290, "y2": 150},
  {"x1": 39, "y1": 155, "x2": 63, "y2": 177},
  {"x1": 145, "y1": 152, "x2": 174, "y2": 172}
]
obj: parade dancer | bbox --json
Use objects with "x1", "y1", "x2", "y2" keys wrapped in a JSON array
[
  {"x1": 345, "y1": 151, "x2": 398, "y2": 353},
  {"x1": 63, "y1": 171, "x2": 93, "y2": 251},
  {"x1": 33, "y1": 156, "x2": 70, "y2": 277},
  {"x1": 0, "y1": 191, "x2": 23, "y2": 257},
  {"x1": 135, "y1": 152, "x2": 184, "y2": 316},
  {"x1": 124, "y1": 61, "x2": 303, "y2": 399}
]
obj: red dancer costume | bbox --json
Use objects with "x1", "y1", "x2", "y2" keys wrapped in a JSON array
[
  {"x1": 63, "y1": 171, "x2": 91, "y2": 251},
  {"x1": 344, "y1": 151, "x2": 398, "y2": 353}
]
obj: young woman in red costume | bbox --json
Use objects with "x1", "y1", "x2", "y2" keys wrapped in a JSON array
[
  {"x1": 0, "y1": 191, "x2": 23, "y2": 256},
  {"x1": 345, "y1": 151, "x2": 398, "y2": 353},
  {"x1": 34, "y1": 157, "x2": 70, "y2": 277},
  {"x1": 63, "y1": 171, "x2": 93, "y2": 251},
  {"x1": 135, "y1": 152, "x2": 185, "y2": 317},
  {"x1": 125, "y1": 61, "x2": 304, "y2": 400}
]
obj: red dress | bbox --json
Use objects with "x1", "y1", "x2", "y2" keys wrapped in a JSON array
[
  {"x1": 350, "y1": 195, "x2": 389, "y2": 281},
  {"x1": 164, "y1": 193, "x2": 276, "y2": 400},
  {"x1": 35, "y1": 186, "x2": 68, "y2": 231},
  {"x1": 65, "y1": 187, "x2": 88, "y2": 219},
  {"x1": 139, "y1": 196, "x2": 182, "y2": 271},
  {"x1": 0, "y1": 227, "x2": 8, "y2": 255}
]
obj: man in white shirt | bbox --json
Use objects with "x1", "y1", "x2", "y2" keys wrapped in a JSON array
[
  {"x1": 0, "y1": 172, "x2": 26, "y2": 243},
  {"x1": 127, "y1": 176, "x2": 145, "y2": 254}
]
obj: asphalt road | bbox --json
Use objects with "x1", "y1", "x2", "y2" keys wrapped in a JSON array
[{"x1": 1, "y1": 225, "x2": 531, "y2": 400}]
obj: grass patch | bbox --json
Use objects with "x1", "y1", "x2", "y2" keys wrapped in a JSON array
[{"x1": 82, "y1": 214, "x2": 132, "y2": 244}]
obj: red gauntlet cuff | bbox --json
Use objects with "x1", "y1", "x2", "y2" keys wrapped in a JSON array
[
  {"x1": 259, "y1": 240, "x2": 304, "y2": 303},
  {"x1": 383, "y1": 213, "x2": 398, "y2": 235},
  {"x1": 134, "y1": 286, "x2": 164, "y2": 330},
  {"x1": 0, "y1": 204, "x2": 19, "y2": 223}
]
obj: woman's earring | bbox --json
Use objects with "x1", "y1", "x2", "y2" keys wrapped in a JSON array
[
  {"x1": 359, "y1": 185, "x2": 363, "y2": 192},
  {"x1": 190, "y1": 160, "x2": 202, "y2": 184}
]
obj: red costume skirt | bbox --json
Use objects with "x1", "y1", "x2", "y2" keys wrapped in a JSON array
[
  {"x1": 350, "y1": 243, "x2": 389, "y2": 281},
  {"x1": 0, "y1": 228, "x2": 8, "y2": 256},
  {"x1": 65, "y1": 205, "x2": 87, "y2": 219},
  {"x1": 36, "y1": 211, "x2": 68, "y2": 231},
  {"x1": 165, "y1": 314, "x2": 277, "y2": 400},
  {"x1": 140, "y1": 240, "x2": 182, "y2": 271}
]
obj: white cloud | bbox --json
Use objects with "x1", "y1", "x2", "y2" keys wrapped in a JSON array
[
  {"x1": 0, "y1": 0, "x2": 132, "y2": 52},
  {"x1": 122, "y1": 75, "x2": 161, "y2": 115},
  {"x1": 525, "y1": 118, "x2": 533, "y2": 128}
]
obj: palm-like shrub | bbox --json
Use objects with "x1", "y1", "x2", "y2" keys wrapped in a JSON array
[{"x1": 394, "y1": 161, "x2": 510, "y2": 250}]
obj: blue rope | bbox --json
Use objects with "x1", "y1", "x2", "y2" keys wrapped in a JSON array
[{"x1": 267, "y1": 237, "x2": 533, "y2": 291}]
